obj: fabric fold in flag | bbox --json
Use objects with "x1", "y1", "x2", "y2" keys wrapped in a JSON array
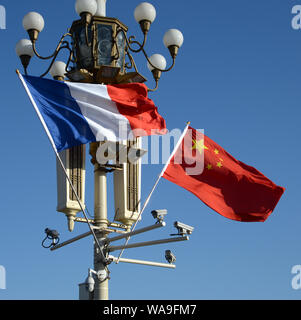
[
  {"x1": 162, "y1": 126, "x2": 285, "y2": 222},
  {"x1": 22, "y1": 75, "x2": 167, "y2": 152}
]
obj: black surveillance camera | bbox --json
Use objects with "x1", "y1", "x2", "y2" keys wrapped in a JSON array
[
  {"x1": 45, "y1": 228, "x2": 60, "y2": 240},
  {"x1": 165, "y1": 250, "x2": 176, "y2": 264},
  {"x1": 42, "y1": 228, "x2": 60, "y2": 249},
  {"x1": 151, "y1": 209, "x2": 167, "y2": 222}
]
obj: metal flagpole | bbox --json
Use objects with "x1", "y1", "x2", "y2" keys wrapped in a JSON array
[
  {"x1": 116, "y1": 121, "x2": 191, "y2": 263},
  {"x1": 16, "y1": 70, "x2": 106, "y2": 262}
]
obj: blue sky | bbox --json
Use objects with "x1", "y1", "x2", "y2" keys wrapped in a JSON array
[{"x1": 0, "y1": 0, "x2": 301, "y2": 300}]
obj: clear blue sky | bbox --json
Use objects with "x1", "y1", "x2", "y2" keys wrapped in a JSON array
[{"x1": 0, "y1": 0, "x2": 300, "y2": 300}]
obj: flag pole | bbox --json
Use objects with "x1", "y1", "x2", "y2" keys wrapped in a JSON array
[
  {"x1": 16, "y1": 70, "x2": 106, "y2": 262},
  {"x1": 116, "y1": 121, "x2": 191, "y2": 263}
]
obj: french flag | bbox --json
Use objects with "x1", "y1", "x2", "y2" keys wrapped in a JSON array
[{"x1": 21, "y1": 75, "x2": 166, "y2": 152}]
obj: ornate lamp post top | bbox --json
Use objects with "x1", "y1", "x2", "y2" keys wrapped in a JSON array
[{"x1": 16, "y1": 0, "x2": 184, "y2": 91}]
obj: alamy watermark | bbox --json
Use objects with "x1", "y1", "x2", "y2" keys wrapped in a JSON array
[
  {"x1": 292, "y1": 5, "x2": 301, "y2": 30},
  {"x1": 0, "y1": 5, "x2": 5, "y2": 30},
  {"x1": 0, "y1": 265, "x2": 6, "y2": 289},
  {"x1": 291, "y1": 265, "x2": 301, "y2": 290},
  {"x1": 95, "y1": 127, "x2": 205, "y2": 176}
]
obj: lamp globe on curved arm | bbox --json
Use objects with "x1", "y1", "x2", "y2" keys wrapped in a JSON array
[
  {"x1": 147, "y1": 53, "x2": 167, "y2": 71},
  {"x1": 147, "y1": 53, "x2": 167, "y2": 85},
  {"x1": 15, "y1": 39, "x2": 35, "y2": 74},
  {"x1": 16, "y1": 39, "x2": 34, "y2": 58},
  {"x1": 163, "y1": 29, "x2": 184, "y2": 59},
  {"x1": 95, "y1": 0, "x2": 107, "y2": 17},
  {"x1": 50, "y1": 61, "x2": 67, "y2": 81},
  {"x1": 23, "y1": 12, "x2": 45, "y2": 43},
  {"x1": 75, "y1": 0, "x2": 98, "y2": 15},
  {"x1": 134, "y1": 2, "x2": 156, "y2": 34},
  {"x1": 75, "y1": 0, "x2": 97, "y2": 24}
]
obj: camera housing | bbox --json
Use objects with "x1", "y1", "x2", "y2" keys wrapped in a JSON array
[
  {"x1": 151, "y1": 209, "x2": 167, "y2": 222},
  {"x1": 45, "y1": 228, "x2": 60, "y2": 240},
  {"x1": 173, "y1": 221, "x2": 194, "y2": 235},
  {"x1": 42, "y1": 228, "x2": 60, "y2": 249},
  {"x1": 165, "y1": 250, "x2": 176, "y2": 264}
]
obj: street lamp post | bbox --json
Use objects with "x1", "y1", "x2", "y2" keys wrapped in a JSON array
[
  {"x1": 16, "y1": 0, "x2": 184, "y2": 301},
  {"x1": 90, "y1": 144, "x2": 109, "y2": 300},
  {"x1": 93, "y1": 166, "x2": 109, "y2": 300}
]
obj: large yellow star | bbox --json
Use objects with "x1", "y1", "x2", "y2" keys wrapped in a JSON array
[
  {"x1": 206, "y1": 164, "x2": 213, "y2": 170},
  {"x1": 192, "y1": 139, "x2": 208, "y2": 154},
  {"x1": 216, "y1": 161, "x2": 223, "y2": 168}
]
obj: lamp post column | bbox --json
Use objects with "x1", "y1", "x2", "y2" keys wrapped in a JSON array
[
  {"x1": 93, "y1": 0, "x2": 109, "y2": 300},
  {"x1": 91, "y1": 143, "x2": 109, "y2": 300}
]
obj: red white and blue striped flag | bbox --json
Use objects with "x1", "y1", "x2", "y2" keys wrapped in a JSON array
[{"x1": 20, "y1": 74, "x2": 166, "y2": 152}]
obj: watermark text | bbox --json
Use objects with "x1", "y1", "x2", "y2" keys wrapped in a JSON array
[
  {"x1": 0, "y1": 5, "x2": 5, "y2": 30},
  {"x1": 0, "y1": 265, "x2": 6, "y2": 289},
  {"x1": 95, "y1": 127, "x2": 205, "y2": 176},
  {"x1": 292, "y1": 5, "x2": 301, "y2": 30}
]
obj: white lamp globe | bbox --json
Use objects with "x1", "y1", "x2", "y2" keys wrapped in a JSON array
[
  {"x1": 134, "y1": 2, "x2": 156, "y2": 23},
  {"x1": 50, "y1": 61, "x2": 67, "y2": 78},
  {"x1": 75, "y1": 0, "x2": 98, "y2": 16},
  {"x1": 22, "y1": 12, "x2": 45, "y2": 32},
  {"x1": 95, "y1": 0, "x2": 107, "y2": 17},
  {"x1": 15, "y1": 39, "x2": 34, "y2": 57},
  {"x1": 147, "y1": 54, "x2": 166, "y2": 71},
  {"x1": 163, "y1": 29, "x2": 184, "y2": 48}
]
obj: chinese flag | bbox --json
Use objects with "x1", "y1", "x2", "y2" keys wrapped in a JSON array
[{"x1": 162, "y1": 127, "x2": 285, "y2": 222}]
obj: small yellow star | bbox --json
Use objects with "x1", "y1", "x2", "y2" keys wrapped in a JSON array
[
  {"x1": 192, "y1": 139, "x2": 208, "y2": 154},
  {"x1": 214, "y1": 149, "x2": 219, "y2": 155},
  {"x1": 206, "y1": 164, "x2": 212, "y2": 170},
  {"x1": 216, "y1": 161, "x2": 223, "y2": 168}
]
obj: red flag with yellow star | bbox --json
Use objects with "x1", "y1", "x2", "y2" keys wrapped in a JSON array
[{"x1": 162, "y1": 126, "x2": 285, "y2": 222}]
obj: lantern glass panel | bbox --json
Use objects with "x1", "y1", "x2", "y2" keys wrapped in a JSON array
[
  {"x1": 97, "y1": 24, "x2": 113, "y2": 66},
  {"x1": 116, "y1": 30, "x2": 126, "y2": 72},
  {"x1": 74, "y1": 25, "x2": 93, "y2": 70}
]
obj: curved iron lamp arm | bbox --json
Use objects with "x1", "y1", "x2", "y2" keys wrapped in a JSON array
[
  {"x1": 142, "y1": 47, "x2": 176, "y2": 73},
  {"x1": 128, "y1": 34, "x2": 147, "y2": 53},
  {"x1": 38, "y1": 43, "x2": 73, "y2": 78},
  {"x1": 65, "y1": 49, "x2": 76, "y2": 71},
  {"x1": 125, "y1": 51, "x2": 140, "y2": 75},
  {"x1": 147, "y1": 80, "x2": 159, "y2": 92},
  {"x1": 118, "y1": 29, "x2": 175, "y2": 73},
  {"x1": 124, "y1": 49, "x2": 134, "y2": 70},
  {"x1": 117, "y1": 29, "x2": 147, "y2": 54},
  {"x1": 32, "y1": 33, "x2": 72, "y2": 60},
  {"x1": 39, "y1": 50, "x2": 62, "y2": 78}
]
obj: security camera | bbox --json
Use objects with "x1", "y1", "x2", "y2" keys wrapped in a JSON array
[
  {"x1": 172, "y1": 221, "x2": 194, "y2": 236},
  {"x1": 85, "y1": 275, "x2": 95, "y2": 293},
  {"x1": 151, "y1": 209, "x2": 168, "y2": 222},
  {"x1": 42, "y1": 228, "x2": 60, "y2": 248},
  {"x1": 165, "y1": 250, "x2": 176, "y2": 264},
  {"x1": 45, "y1": 228, "x2": 60, "y2": 240},
  {"x1": 97, "y1": 269, "x2": 108, "y2": 282}
]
